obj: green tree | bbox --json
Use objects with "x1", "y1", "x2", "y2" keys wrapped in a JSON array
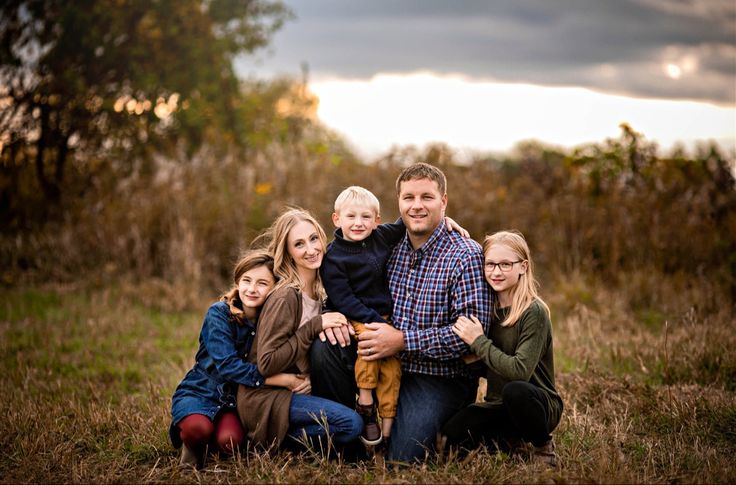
[{"x1": 0, "y1": 0, "x2": 290, "y2": 204}]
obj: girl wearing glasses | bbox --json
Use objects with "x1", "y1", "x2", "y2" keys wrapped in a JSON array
[{"x1": 440, "y1": 230, "x2": 563, "y2": 467}]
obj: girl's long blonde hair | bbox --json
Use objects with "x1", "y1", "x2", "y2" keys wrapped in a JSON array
[
  {"x1": 263, "y1": 207, "x2": 327, "y2": 300},
  {"x1": 483, "y1": 230, "x2": 550, "y2": 327}
]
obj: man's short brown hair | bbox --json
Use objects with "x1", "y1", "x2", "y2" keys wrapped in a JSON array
[{"x1": 395, "y1": 162, "x2": 447, "y2": 195}]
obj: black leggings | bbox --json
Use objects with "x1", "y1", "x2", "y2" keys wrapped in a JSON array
[{"x1": 441, "y1": 381, "x2": 557, "y2": 451}]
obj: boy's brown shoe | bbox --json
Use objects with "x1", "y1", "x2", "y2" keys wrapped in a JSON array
[{"x1": 356, "y1": 402, "x2": 383, "y2": 446}]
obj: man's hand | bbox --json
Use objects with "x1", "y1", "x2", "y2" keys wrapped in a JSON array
[
  {"x1": 357, "y1": 323, "x2": 405, "y2": 361},
  {"x1": 452, "y1": 315, "x2": 485, "y2": 345}
]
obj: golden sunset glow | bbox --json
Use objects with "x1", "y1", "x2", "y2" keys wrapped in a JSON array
[{"x1": 310, "y1": 72, "x2": 735, "y2": 159}]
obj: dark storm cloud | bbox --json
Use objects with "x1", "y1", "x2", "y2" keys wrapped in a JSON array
[{"x1": 239, "y1": 0, "x2": 736, "y2": 105}]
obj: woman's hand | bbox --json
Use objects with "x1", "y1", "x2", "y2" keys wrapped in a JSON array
[
  {"x1": 292, "y1": 374, "x2": 311, "y2": 395},
  {"x1": 444, "y1": 216, "x2": 470, "y2": 238},
  {"x1": 452, "y1": 315, "x2": 485, "y2": 345},
  {"x1": 265, "y1": 372, "x2": 306, "y2": 391},
  {"x1": 321, "y1": 312, "x2": 348, "y2": 330},
  {"x1": 264, "y1": 373, "x2": 311, "y2": 393},
  {"x1": 318, "y1": 323, "x2": 355, "y2": 347}
]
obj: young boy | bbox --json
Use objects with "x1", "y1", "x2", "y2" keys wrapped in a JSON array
[
  {"x1": 320, "y1": 186, "x2": 467, "y2": 449},
  {"x1": 320, "y1": 186, "x2": 403, "y2": 447}
]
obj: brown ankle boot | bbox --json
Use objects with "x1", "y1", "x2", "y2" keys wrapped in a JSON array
[{"x1": 356, "y1": 401, "x2": 382, "y2": 446}]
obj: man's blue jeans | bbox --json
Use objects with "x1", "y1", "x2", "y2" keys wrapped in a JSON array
[
  {"x1": 287, "y1": 393, "x2": 363, "y2": 447},
  {"x1": 310, "y1": 338, "x2": 477, "y2": 463},
  {"x1": 388, "y1": 372, "x2": 476, "y2": 463}
]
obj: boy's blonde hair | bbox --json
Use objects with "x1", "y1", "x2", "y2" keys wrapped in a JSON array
[
  {"x1": 334, "y1": 186, "x2": 380, "y2": 215},
  {"x1": 483, "y1": 230, "x2": 550, "y2": 327}
]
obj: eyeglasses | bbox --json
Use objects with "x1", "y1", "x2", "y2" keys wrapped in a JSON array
[{"x1": 484, "y1": 260, "x2": 523, "y2": 272}]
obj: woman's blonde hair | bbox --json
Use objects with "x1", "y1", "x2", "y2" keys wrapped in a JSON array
[
  {"x1": 483, "y1": 230, "x2": 550, "y2": 327},
  {"x1": 264, "y1": 207, "x2": 327, "y2": 299}
]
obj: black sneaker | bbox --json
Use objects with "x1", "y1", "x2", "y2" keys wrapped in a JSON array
[{"x1": 356, "y1": 402, "x2": 383, "y2": 446}]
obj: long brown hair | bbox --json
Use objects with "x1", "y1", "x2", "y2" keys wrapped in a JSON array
[
  {"x1": 264, "y1": 207, "x2": 327, "y2": 299},
  {"x1": 220, "y1": 250, "x2": 275, "y2": 324},
  {"x1": 483, "y1": 230, "x2": 550, "y2": 327}
]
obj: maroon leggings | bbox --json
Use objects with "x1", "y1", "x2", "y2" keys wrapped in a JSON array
[{"x1": 177, "y1": 411, "x2": 244, "y2": 454}]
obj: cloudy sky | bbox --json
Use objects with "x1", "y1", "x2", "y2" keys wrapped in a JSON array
[{"x1": 237, "y1": 0, "x2": 736, "y2": 159}]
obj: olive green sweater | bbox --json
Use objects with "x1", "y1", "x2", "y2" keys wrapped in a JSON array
[{"x1": 470, "y1": 300, "x2": 563, "y2": 426}]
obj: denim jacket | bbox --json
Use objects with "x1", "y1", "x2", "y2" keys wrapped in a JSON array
[{"x1": 169, "y1": 301, "x2": 264, "y2": 448}]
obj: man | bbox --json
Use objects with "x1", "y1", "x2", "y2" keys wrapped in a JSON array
[{"x1": 311, "y1": 162, "x2": 490, "y2": 463}]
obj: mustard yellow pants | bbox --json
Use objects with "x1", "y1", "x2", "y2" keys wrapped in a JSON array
[{"x1": 352, "y1": 321, "x2": 401, "y2": 419}]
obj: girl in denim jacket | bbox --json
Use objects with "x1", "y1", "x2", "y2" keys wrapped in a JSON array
[{"x1": 169, "y1": 250, "x2": 310, "y2": 469}]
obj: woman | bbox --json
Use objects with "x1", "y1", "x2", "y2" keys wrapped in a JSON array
[
  {"x1": 169, "y1": 250, "x2": 309, "y2": 469},
  {"x1": 237, "y1": 208, "x2": 363, "y2": 452},
  {"x1": 441, "y1": 230, "x2": 563, "y2": 467}
]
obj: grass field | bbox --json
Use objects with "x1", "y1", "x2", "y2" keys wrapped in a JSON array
[{"x1": 1, "y1": 278, "x2": 734, "y2": 484}]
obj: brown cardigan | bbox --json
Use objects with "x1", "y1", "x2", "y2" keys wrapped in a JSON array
[{"x1": 236, "y1": 286, "x2": 323, "y2": 450}]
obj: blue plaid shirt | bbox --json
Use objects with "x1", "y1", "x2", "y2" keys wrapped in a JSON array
[{"x1": 387, "y1": 223, "x2": 491, "y2": 378}]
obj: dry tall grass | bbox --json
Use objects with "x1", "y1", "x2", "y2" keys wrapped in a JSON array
[
  {"x1": 2, "y1": 126, "x2": 734, "y2": 482},
  {"x1": 1, "y1": 273, "x2": 733, "y2": 484}
]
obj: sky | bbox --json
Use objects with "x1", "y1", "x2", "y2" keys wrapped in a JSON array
[{"x1": 237, "y1": 0, "x2": 736, "y2": 160}]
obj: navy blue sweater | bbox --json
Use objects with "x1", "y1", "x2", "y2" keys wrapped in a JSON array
[{"x1": 320, "y1": 219, "x2": 405, "y2": 324}]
